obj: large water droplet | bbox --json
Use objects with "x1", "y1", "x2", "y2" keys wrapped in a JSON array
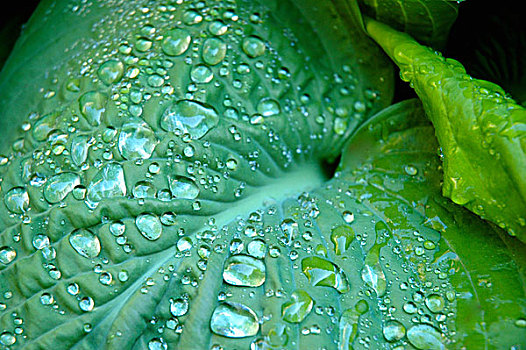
[
  {"x1": 407, "y1": 324, "x2": 445, "y2": 350},
  {"x1": 160, "y1": 99, "x2": 219, "y2": 139},
  {"x1": 86, "y1": 163, "x2": 126, "y2": 207},
  {"x1": 331, "y1": 225, "x2": 354, "y2": 255},
  {"x1": 257, "y1": 98, "x2": 280, "y2": 117},
  {"x1": 210, "y1": 302, "x2": 259, "y2": 338},
  {"x1": 148, "y1": 338, "x2": 168, "y2": 350},
  {"x1": 133, "y1": 181, "x2": 156, "y2": 199},
  {"x1": 33, "y1": 113, "x2": 59, "y2": 141},
  {"x1": 162, "y1": 28, "x2": 191, "y2": 56},
  {"x1": 4, "y1": 187, "x2": 29, "y2": 214},
  {"x1": 223, "y1": 254, "x2": 266, "y2": 287},
  {"x1": 301, "y1": 256, "x2": 350, "y2": 293},
  {"x1": 170, "y1": 298, "x2": 189, "y2": 317},
  {"x1": 242, "y1": 36, "x2": 266, "y2": 58},
  {"x1": 118, "y1": 120, "x2": 158, "y2": 160},
  {"x1": 79, "y1": 91, "x2": 106, "y2": 126},
  {"x1": 383, "y1": 320, "x2": 406, "y2": 342},
  {"x1": 98, "y1": 59, "x2": 124, "y2": 85},
  {"x1": 43, "y1": 172, "x2": 81, "y2": 203},
  {"x1": 281, "y1": 290, "x2": 313, "y2": 323},
  {"x1": 190, "y1": 64, "x2": 214, "y2": 84},
  {"x1": 136, "y1": 213, "x2": 163, "y2": 240},
  {"x1": 339, "y1": 300, "x2": 369, "y2": 348},
  {"x1": 0, "y1": 332, "x2": 16, "y2": 346},
  {"x1": 69, "y1": 229, "x2": 101, "y2": 258},
  {"x1": 79, "y1": 296, "x2": 95, "y2": 312},
  {"x1": 361, "y1": 244, "x2": 387, "y2": 296},
  {"x1": 168, "y1": 175, "x2": 199, "y2": 199},
  {"x1": 71, "y1": 135, "x2": 91, "y2": 166},
  {"x1": 425, "y1": 294, "x2": 446, "y2": 313},
  {"x1": 0, "y1": 246, "x2": 16, "y2": 265},
  {"x1": 202, "y1": 37, "x2": 227, "y2": 65}
]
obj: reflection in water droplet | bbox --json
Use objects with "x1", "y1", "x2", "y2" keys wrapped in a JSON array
[
  {"x1": 383, "y1": 320, "x2": 406, "y2": 342},
  {"x1": 281, "y1": 290, "x2": 313, "y2": 323},
  {"x1": 301, "y1": 256, "x2": 349, "y2": 293},
  {"x1": 170, "y1": 298, "x2": 189, "y2": 316},
  {"x1": 136, "y1": 214, "x2": 163, "y2": 240},
  {"x1": 98, "y1": 59, "x2": 124, "y2": 85},
  {"x1": 407, "y1": 324, "x2": 445, "y2": 350},
  {"x1": 133, "y1": 181, "x2": 156, "y2": 199},
  {"x1": 160, "y1": 99, "x2": 219, "y2": 139},
  {"x1": 79, "y1": 91, "x2": 106, "y2": 126},
  {"x1": 4, "y1": 187, "x2": 29, "y2": 214},
  {"x1": 242, "y1": 36, "x2": 266, "y2": 58},
  {"x1": 32, "y1": 234, "x2": 50, "y2": 250},
  {"x1": 202, "y1": 37, "x2": 227, "y2": 65},
  {"x1": 79, "y1": 296, "x2": 95, "y2": 312},
  {"x1": 43, "y1": 172, "x2": 81, "y2": 203},
  {"x1": 69, "y1": 229, "x2": 101, "y2": 258},
  {"x1": 361, "y1": 244, "x2": 387, "y2": 296},
  {"x1": 209, "y1": 20, "x2": 228, "y2": 36},
  {"x1": 210, "y1": 302, "x2": 259, "y2": 338},
  {"x1": 86, "y1": 163, "x2": 127, "y2": 207},
  {"x1": 162, "y1": 28, "x2": 191, "y2": 56},
  {"x1": 71, "y1": 135, "x2": 91, "y2": 166},
  {"x1": 118, "y1": 120, "x2": 158, "y2": 160},
  {"x1": 0, "y1": 246, "x2": 16, "y2": 265},
  {"x1": 247, "y1": 239, "x2": 266, "y2": 259},
  {"x1": 257, "y1": 98, "x2": 280, "y2": 117},
  {"x1": 425, "y1": 294, "x2": 445, "y2": 313},
  {"x1": 148, "y1": 337, "x2": 168, "y2": 350},
  {"x1": 223, "y1": 254, "x2": 266, "y2": 287},
  {"x1": 331, "y1": 225, "x2": 354, "y2": 255},
  {"x1": 168, "y1": 175, "x2": 199, "y2": 199},
  {"x1": 190, "y1": 64, "x2": 214, "y2": 84}
]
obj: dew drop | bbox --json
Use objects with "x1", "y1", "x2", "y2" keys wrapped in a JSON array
[
  {"x1": 43, "y1": 172, "x2": 81, "y2": 203},
  {"x1": 148, "y1": 337, "x2": 168, "y2": 350},
  {"x1": 383, "y1": 320, "x2": 406, "y2": 342},
  {"x1": 86, "y1": 163, "x2": 127, "y2": 207},
  {"x1": 210, "y1": 302, "x2": 259, "y2": 338},
  {"x1": 257, "y1": 98, "x2": 280, "y2": 117},
  {"x1": 118, "y1": 120, "x2": 158, "y2": 160},
  {"x1": 0, "y1": 246, "x2": 16, "y2": 265},
  {"x1": 40, "y1": 293, "x2": 54, "y2": 305},
  {"x1": 406, "y1": 324, "x2": 445, "y2": 350},
  {"x1": 168, "y1": 175, "x2": 199, "y2": 199},
  {"x1": 136, "y1": 213, "x2": 163, "y2": 240},
  {"x1": 202, "y1": 37, "x2": 227, "y2": 65},
  {"x1": 4, "y1": 187, "x2": 29, "y2": 214},
  {"x1": 0, "y1": 332, "x2": 16, "y2": 346},
  {"x1": 425, "y1": 294, "x2": 445, "y2": 313},
  {"x1": 98, "y1": 59, "x2": 124, "y2": 85},
  {"x1": 170, "y1": 298, "x2": 189, "y2": 317},
  {"x1": 190, "y1": 64, "x2": 214, "y2": 84},
  {"x1": 79, "y1": 91, "x2": 106, "y2": 126},
  {"x1": 281, "y1": 290, "x2": 313, "y2": 323},
  {"x1": 32, "y1": 234, "x2": 50, "y2": 250},
  {"x1": 242, "y1": 36, "x2": 266, "y2": 58},
  {"x1": 160, "y1": 99, "x2": 219, "y2": 139},
  {"x1": 330, "y1": 225, "x2": 354, "y2": 255},
  {"x1": 79, "y1": 296, "x2": 95, "y2": 312},
  {"x1": 301, "y1": 256, "x2": 350, "y2": 293},
  {"x1": 223, "y1": 254, "x2": 266, "y2": 287},
  {"x1": 69, "y1": 229, "x2": 101, "y2": 258}
]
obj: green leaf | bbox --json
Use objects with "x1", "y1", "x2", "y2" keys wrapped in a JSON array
[
  {"x1": 356, "y1": 0, "x2": 460, "y2": 48},
  {"x1": 365, "y1": 18, "x2": 526, "y2": 241}
]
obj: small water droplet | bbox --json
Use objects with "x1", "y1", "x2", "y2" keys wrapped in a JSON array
[
  {"x1": 98, "y1": 59, "x2": 124, "y2": 85},
  {"x1": 168, "y1": 175, "x2": 199, "y2": 199},
  {"x1": 383, "y1": 320, "x2": 406, "y2": 342},
  {"x1": 223, "y1": 254, "x2": 266, "y2": 287},
  {"x1": 202, "y1": 38, "x2": 227, "y2": 65},
  {"x1": 330, "y1": 225, "x2": 354, "y2": 255},
  {"x1": 4, "y1": 187, "x2": 29, "y2": 214},
  {"x1": 257, "y1": 98, "x2": 280, "y2": 117},
  {"x1": 79, "y1": 91, "x2": 107, "y2": 126},
  {"x1": 190, "y1": 64, "x2": 214, "y2": 84},
  {"x1": 79, "y1": 296, "x2": 95, "y2": 312},
  {"x1": 170, "y1": 298, "x2": 189, "y2": 316},
  {"x1": 242, "y1": 36, "x2": 266, "y2": 58},
  {"x1": 425, "y1": 294, "x2": 445, "y2": 313},
  {"x1": 0, "y1": 246, "x2": 17, "y2": 265}
]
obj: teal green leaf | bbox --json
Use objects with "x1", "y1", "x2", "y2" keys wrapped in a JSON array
[
  {"x1": 365, "y1": 19, "x2": 526, "y2": 241},
  {"x1": 356, "y1": 0, "x2": 460, "y2": 48}
]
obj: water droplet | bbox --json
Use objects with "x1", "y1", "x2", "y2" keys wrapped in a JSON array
[
  {"x1": 79, "y1": 296, "x2": 95, "y2": 312},
  {"x1": 190, "y1": 64, "x2": 214, "y2": 84},
  {"x1": 242, "y1": 36, "x2": 266, "y2": 58},
  {"x1": 425, "y1": 294, "x2": 445, "y2": 313},
  {"x1": 404, "y1": 164, "x2": 418, "y2": 176},
  {"x1": 168, "y1": 175, "x2": 199, "y2": 199},
  {"x1": 281, "y1": 290, "x2": 313, "y2": 323},
  {"x1": 247, "y1": 239, "x2": 266, "y2": 259},
  {"x1": 170, "y1": 298, "x2": 189, "y2": 316},
  {"x1": 0, "y1": 246, "x2": 16, "y2": 265},
  {"x1": 98, "y1": 59, "x2": 124, "y2": 85},
  {"x1": 209, "y1": 20, "x2": 228, "y2": 36},
  {"x1": 342, "y1": 211, "x2": 355, "y2": 224},
  {"x1": 32, "y1": 113, "x2": 59, "y2": 141},
  {"x1": 330, "y1": 225, "x2": 354, "y2": 255},
  {"x1": 79, "y1": 91, "x2": 106, "y2": 126},
  {"x1": 109, "y1": 221, "x2": 126, "y2": 236},
  {"x1": 4, "y1": 187, "x2": 29, "y2": 214},
  {"x1": 202, "y1": 38, "x2": 227, "y2": 65},
  {"x1": 136, "y1": 213, "x2": 163, "y2": 240},
  {"x1": 301, "y1": 256, "x2": 350, "y2": 293},
  {"x1": 69, "y1": 229, "x2": 101, "y2": 258},
  {"x1": 257, "y1": 98, "x2": 280, "y2": 117},
  {"x1": 32, "y1": 234, "x2": 50, "y2": 250},
  {"x1": 0, "y1": 332, "x2": 16, "y2": 346},
  {"x1": 339, "y1": 300, "x2": 369, "y2": 349},
  {"x1": 177, "y1": 236, "x2": 193, "y2": 252},
  {"x1": 223, "y1": 254, "x2": 266, "y2": 287},
  {"x1": 406, "y1": 324, "x2": 445, "y2": 350},
  {"x1": 160, "y1": 99, "x2": 219, "y2": 139},
  {"x1": 43, "y1": 172, "x2": 81, "y2": 203},
  {"x1": 86, "y1": 163, "x2": 127, "y2": 207},
  {"x1": 71, "y1": 135, "x2": 90, "y2": 166},
  {"x1": 148, "y1": 337, "x2": 168, "y2": 350},
  {"x1": 361, "y1": 244, "x2": 387, "y2": 296},
  {"x1": 40, "y1": 293, "x2": 54, "y2": 305},
  {"x1": 118, "y1": 120, "x2": 158, "y2": 160},
  {"x1": 280, "y1": 219, "x2": 298, "y2": 246},
  {"x1": 210, "y1": 302, "x2": 259, "y2": 338},
  {"x1": 133, "y1": 181, "x2": 156, "y2": 199},
  {"x1": 99, "y1": 272, "x2": 113, "y2": 285},
  {"x1": 383, "y1": 320, "x2": 406, "y2": 342}
]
